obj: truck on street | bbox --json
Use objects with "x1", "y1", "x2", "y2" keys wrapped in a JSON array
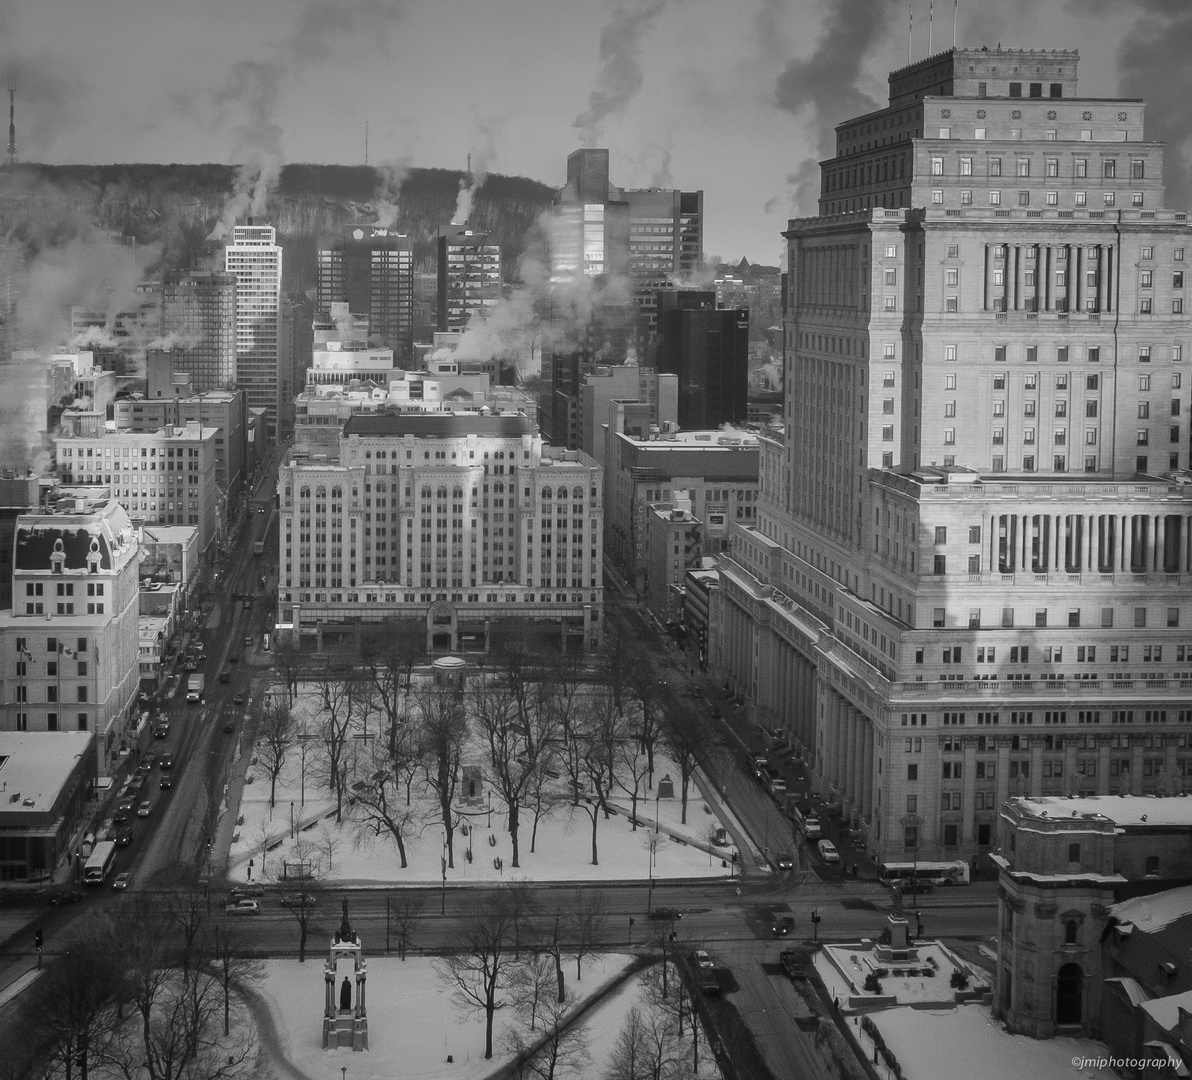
[{"x1": 186, "y1": 673, "x2": 205, "y2": 703}]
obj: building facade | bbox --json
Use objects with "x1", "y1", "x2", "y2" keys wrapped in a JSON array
[
  {"x1": 160, "y1": 271, "x2": 238, "y2": 391},
  {"x1": 317, "y1": 227, "x2": 414, "y2": 361},
  {"x1": 654, "y1": 290, "x2": 750, "y2": 429},
  {"x1": 714, "y1": 47, "x2": 1192, "y2": 868},
  {"x1": 225, "y1": 225, "x2": 282, "y2": 438},
  {"x1": 0, "y1": 498, "x2": 142, "y2": 774},
  {"x1": 436, "y1": 227, "x2": 502, "y2": 333},
  {"x1": 54, "y1": 421, "x2": 223, "y2": 555},
  {"x1": 277, "y1": 412, "x2": 603, "y2": 653}
]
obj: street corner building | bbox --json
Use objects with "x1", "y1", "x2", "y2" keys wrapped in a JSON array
[
  {"x1": 714, "y1": 47, "x2": 1192, "y2": 868},
  {"x1": 276, "y1": 411, "x2": 604, "y2": 655}
]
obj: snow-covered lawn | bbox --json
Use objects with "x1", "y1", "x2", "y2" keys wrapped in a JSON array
[
  {"x1": 855, "y1": 1004, "x2": 1117, "y2": 1080},
  {"x1": 228, "y1": 681, "x2": 737, "y2": 886},
  {"x1": 255, "y1": 953, "x2": 636, "y2": 1080}
]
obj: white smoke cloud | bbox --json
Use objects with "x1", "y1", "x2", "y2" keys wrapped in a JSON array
[
  {"x1": 574, "y1": 0, "x2": 674, "y2": 147},
  {"x1": 371, "y1": 157, "x2": 412, "y2": 229},
  {"x1": 146, "y1": 331, "x2": 203, "y2": 352}
]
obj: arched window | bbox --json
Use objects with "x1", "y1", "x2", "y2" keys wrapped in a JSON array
[
  {"x1": 299, "y1": 486, "x2": 311, "y2": 500},
  {"x1": 572, "y1": 485, "x2": 584, "y2": 500},
  {"x1": 315, "y1": 485, "x2": 326, "y2": 499},
  {"x1": 331, "y1": 486, "x2": 342, "y2": 500},
  {"x1": 542, "y1": 486, "x2": 552, "y2": 501}
]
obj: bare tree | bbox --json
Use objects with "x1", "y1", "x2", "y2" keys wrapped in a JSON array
[
  {"x1": 272, "y1": 636, "x2": 302, "y2": 706},
  {"x1": 17, "y1": 935, "x2": 118, "y2": 1080},
  {"x1": 314, "y1": 674, "x2": 361, "y2": 822},
  {"x1": 568, "y1": 890, "x2": 607, "y2": 982},
  {"x1": 210, "y1": 922, "x2": 263, "y2": 1037},
  {"x1": 437, "y1": 905, "x2": 518, "y2": 1060},
  {"x1": 473, "y1": 667, "x2": 560, "y2": 868},
  {"x1": 626, "y1": 654, "x2": 665, "y2": 788},
  {"x1": 258, "y1": 695, "x2": 297, "y2": 809},
  {"x1": 349, "y1": 736, "x2": 418, "y2": 868},
  {"x1": 286, "y1": 882, "x2": 321, "y2": 965},
  {"x1": 390, "y1": 891, "x2": 423, "y2": 960},
  {"x1": 361, "y1": 622, "x2": 422, "y2": 752},
  {"x1": 525, "y1": 747, "x2": 564, "y2": 854},
  {"x1": 417, "y1": 685, "x2": 469, "y2": 870},
  {"x1": 614, "y1": 722, "x2": 652, "y2": 832},
  {"x1": 603, "y1": 996, "x2": 688, "y2": 1080},
  {"x1": 506, "y1": 988, "x2": 590, "y2": 1080},
  {"x1": 317, "y1": 824, "x2": 342, "y2": 875},
  {"x1": 660, "y1": 712, "x2": 710, "y2": 826},
  {"x1": 575, "y1": 690, "x2": 627, "y2": 866}
]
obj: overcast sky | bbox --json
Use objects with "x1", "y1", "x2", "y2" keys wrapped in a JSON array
[{"x1": 4, "y1": 0, "x2": 1189, "y2": 264}]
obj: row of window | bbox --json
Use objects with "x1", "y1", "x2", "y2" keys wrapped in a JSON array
[{"x1": 930, "y1": 155, "x2": 1145, "y2": 180}]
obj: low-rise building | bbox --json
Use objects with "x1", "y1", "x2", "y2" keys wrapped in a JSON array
[
  {"x1": 0, "y1": 731, "x2": 96, "y2": 882},
  {"x1": 644, "y1": 497, "x2": 701, "y2": 626}
]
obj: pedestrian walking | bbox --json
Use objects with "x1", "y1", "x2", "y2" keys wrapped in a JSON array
[{"x1": 735, "y1": 886, "x2": 741, "y2": 899}]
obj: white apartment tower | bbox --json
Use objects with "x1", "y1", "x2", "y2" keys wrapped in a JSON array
[
  {"x1": 717, "y1": 48, "x2": 1192, "y2": 867},
  {"x1": 226, "y1": 224, "x2": 282, "y2": 438}
]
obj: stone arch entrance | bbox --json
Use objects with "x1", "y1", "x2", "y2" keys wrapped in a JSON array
[
  {"x1": 427, "y1": 601, "x2": 458, "y2": 653},
  {"x1": 1055, "y1": 963, "x2": 1083, "y2": 1027}
]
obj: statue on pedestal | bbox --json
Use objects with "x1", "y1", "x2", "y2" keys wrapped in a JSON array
[{"x1": 322, "y1": 897, "x2": 369, "y2": 1051}]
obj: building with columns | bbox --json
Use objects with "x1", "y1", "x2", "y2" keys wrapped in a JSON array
[
  {"x1": 276, "y1": 411, "x2": 603, "y2": 655},
  {"x1": 714, "y1": 46, "x2": 1192, "y2": 867}
]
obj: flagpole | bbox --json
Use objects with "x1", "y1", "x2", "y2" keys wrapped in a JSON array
[
  {"x1": 909, "y1": 3, "x2": 913, "y2": 65},
  {"x1": 928, "y1": 0, "x2": 934, "y2": 55},
  {"x1": 954, "y1": 0, "x2": 958, "y2": 49}
]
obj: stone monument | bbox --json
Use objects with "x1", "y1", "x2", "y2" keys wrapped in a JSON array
[{"x1": 322, "y1": 898, "x2": 369, "y2": 1051}]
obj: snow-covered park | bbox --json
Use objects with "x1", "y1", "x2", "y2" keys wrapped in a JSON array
[
  {"x1": 255, "y1": 952, "x2": 723, "y2": 1080},
  {"x1": 227, "y1": 671, "x2": 740, "y2": 886}
]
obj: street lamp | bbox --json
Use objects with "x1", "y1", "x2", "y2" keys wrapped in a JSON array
[{"x1": 811, "y1": 908, "x2": 821, "y2": 941}]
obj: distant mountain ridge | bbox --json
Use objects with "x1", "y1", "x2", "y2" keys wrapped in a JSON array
[{"x1": 0, "y1": 163, "x2": 559, "y2": 296}]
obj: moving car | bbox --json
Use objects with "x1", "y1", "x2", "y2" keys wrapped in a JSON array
[
  {"x1": 243, "y1": 635, "x2": 253, "y2": 647},
  {"x1": 691, "y1": 949, "x2": 713, "y2": 968},
  {"x1": 158, "y1": 774, "x2": 173, "y2": 790},
  {"x1": 153, "y1": 721, "x2": 170, "y2": 739},
  {"x1": 648, "y1": 907, "x2": 682, "y2": 921},
  {"x1": 159, "y1": 753, "x2": 173, "y2": 771},
  {"x1": 136, "y1": 800, "x2": 152, "y2": 818},
  {"x1": 230, "y1": 884, "x2": 265, "y2": 898},
  {"x1": 772, "y1": 916, "x2": 796, "y2": 936},
  {"x1": 225, "y1": 899, "x2": 260, "y2": 916},
  {"x1": 775, "y1": 851, "x2": 794, "y2": 871},
  {"x1": 817, "y1": 839, "x2": 840, "y2": 863},
  {"x1": 223, "y1": 719, "x2": 236, "y2": 734},
  {"x1": 113, "y1": 827, "x2": 133, "y2": 847},
  {"x1": 112, "y1": 872, "x2": 131, "y2": 890},
  {"x1": 113, "y1": 800, "x2": 134, "y2": 824},
  {"x1": 280, "y1": 893, "x2": 318, "y2": 908},
  {"x1": 233, "y1": 694, "x2": 245, "y2": 706}
]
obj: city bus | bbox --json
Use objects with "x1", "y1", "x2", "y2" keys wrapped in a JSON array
[
  {"x1": 878, "y1": 859, "x2": 970, "y2": 888},
  {"x1": 83, "y1": 840, "x2": 118, "y2": 885}
]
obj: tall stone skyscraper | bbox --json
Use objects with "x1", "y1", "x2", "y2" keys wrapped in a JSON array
[{"x1": 716, "y1": 48, "x2": 1192, "y2": 870}]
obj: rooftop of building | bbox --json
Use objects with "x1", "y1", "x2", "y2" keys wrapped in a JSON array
[
  {"x1": 0, "y1": 732, "x2": 95, "y2": 814},
  {"x1": 342, "y1": 412, "x2": 536, "y2": 439},
  {"x1": 1009, "y1": 795, "x2": 1192, "y2": 829},
  {"x1": 55, "y1": 422, "x2": 219, "y2": 441},
  {"x1": 617, "y1": 426, "x2": 758, "y2": 448},
  {"x1": 118, "y1": 389, "x2": 240, "y2": 404},
  {"x1": 871, "y1": 467, "x2": 1192, "y2": 503},
  {"x1": 139, "y1": 524, "x2": 197, "y2": 545},
  {"x1": 13, "y1": 499, "x2": 138, "y2": 573}
]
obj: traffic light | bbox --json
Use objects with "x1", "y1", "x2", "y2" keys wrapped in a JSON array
[{"x1": 34, "y1": 928, "x2": 42, "y2": 951}]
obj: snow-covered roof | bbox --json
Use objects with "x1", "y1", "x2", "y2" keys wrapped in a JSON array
[
  {"x1": 1140, "y1": 988, "x2": 1192, "y2": 1032},
  {"x1": 1010, "y1": 795, "x2": 1192, "y2": 828},
  {"x1": 0, "y1": 732, "x2": 95, "y2": 814},
  {"x1": 1104, "y1": 977, "x2": 1152, "y2": 1009},
  {"x1": 1109, "y1": 884, "x2": 1192, "y2": 935}
]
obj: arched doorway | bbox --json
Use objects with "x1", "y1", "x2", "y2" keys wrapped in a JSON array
[
  {"x1": 1056, "y1": 963, "x2": 1083, "y2": 1026},
  {"x1": 426, "y1": 601, "x2": 458, "y2": 653}
]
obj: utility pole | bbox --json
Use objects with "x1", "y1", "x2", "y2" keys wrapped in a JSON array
[{"x1": 6, "y1": 76, "x2": 15, "y2": 167}]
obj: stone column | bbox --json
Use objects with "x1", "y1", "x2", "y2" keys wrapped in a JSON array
[
  {"x1": 1123, "y1": 515, "x2": 1133, "y2": 573},
  {"x1": 996, "y1": 739, "x2": 1012, "y2": 808},
  {"x1": 1020, "y1": 514, "x2": 1029, "y2": 572},
  {"x1": 843, "y1": 707, "x2": 858, "y2": 811},
  {"x1": 1081, "y1": 514, "x2": 1092, "y2": 572},
  {"x1": 1075, "y1": 245, "x2": 1084, "y2": 311},
  {"x1": 862, "y1": 723, "x2": 875, "y2": 823},
  {"x1": 1029, "y1": 739, "x2": 1044, "y2": 798},
  {"x1": 1054, "y1": 514, "x2": 1063, "y2": 571},
  {"x1": 1097, "y1": 740, "x2": 1112, "y2": 796},
  {"x1": 1160, "y1": 516, "x2": 1170, "y2": 572},
  {"x1": 962, "y1": 739, "x2": 978, "y2": 842}
]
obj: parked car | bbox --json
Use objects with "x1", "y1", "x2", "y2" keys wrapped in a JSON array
[
  {"x1": 112, "y1": 872, "x2": 131, "y2": 890},
  {"x1": 230, "y1": 884, "x2": 265, "y2": 899},
  {"x1": 46, "y1": 888, "x2": 84, "y2": 906},
  {"x1": 243, "y1": 635, "x2": 253, "y2": 647},
  {"x1": 233, "y1": 694, "x2": 245, "y2": 706},
  {"x1": 648, "y1": 907, "x2": 682, "y2": 921},
  {"x1": 817, "y1": 839, "x2": 840, "y2": 863},
  {"x1": 126, "y1": 775, "x2": 145, "y2": 797},
  {"x1": 223, "y1": 719, "x2": 236, "y2": 734},
  {"x1": 113, "y1": 800, "x2": 134, "y2": 824},
  {"x1": 776, "y1": 851, "x2": 794, "y2": 871},
  {"x1": 136, "y1": 800, "x2": 152, "y2": 818},
  {"x1": 224, "y1": 899, "x2": 259, "y2": 916},
  {"x1": 691, "y1": 949, "x2": 713, "y2": 968},
  {"x1": 772, "y1": 916, "x2": 796, "y2": 936},
  {"x1": 780, "y1": 949, "x2": 809, "y2": 980}
]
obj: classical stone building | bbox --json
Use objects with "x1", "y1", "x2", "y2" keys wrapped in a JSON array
[{"x1": 715, "y1": 46, "x2": 1192, "y2": 866}]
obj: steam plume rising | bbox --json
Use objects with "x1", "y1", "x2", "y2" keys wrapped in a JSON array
[
  {"x1": 774, "y1": 0, "x2": 896, "y2": 214},
  {"x1": 574, "y1": 0, "x2": 671, "y2": 147},
  {"x1": 452, "y1": 164, "x2": 489, "y2": 226},
  {"x1": 371, "y1": 158, "x2": 411, "y2": 229}
]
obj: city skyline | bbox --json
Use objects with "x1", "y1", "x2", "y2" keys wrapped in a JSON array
[{"x1": 1, "y1": 0, "x2": 1187, "y2": 263}]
